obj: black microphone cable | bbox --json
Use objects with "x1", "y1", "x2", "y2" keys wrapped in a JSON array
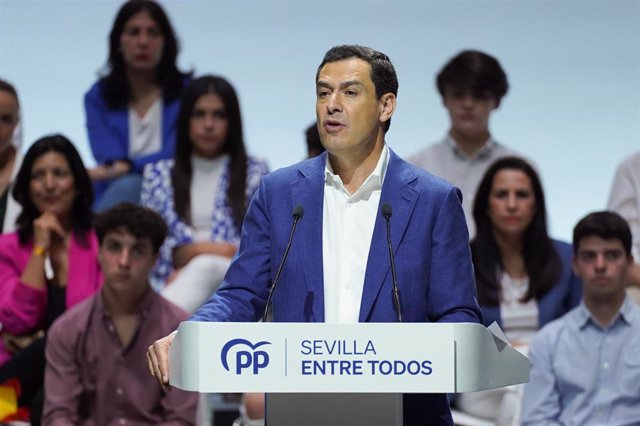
[
  {"x1": 382, "y1": 203, "x2": 402, "y2": 322},
  {"x1": 261, "y1": 204, "x2": 304, "y2": 322}
]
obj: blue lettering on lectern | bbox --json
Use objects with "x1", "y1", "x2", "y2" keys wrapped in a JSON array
[
  {"x1": 367, "y1": 360, "x2": 432, "y2": 375},
  {"x1": 301, "y1": 359, "x2": 364, "y2": 375},
  {"x1": 220, "y1": 338, "x2": 271, "y2": 374},
  {"x1": 300, "y1": 339, "x2": 376, "y2": 355},
  {"x1": 297, "y1": 338, "x2": 433, "y2": 377}
]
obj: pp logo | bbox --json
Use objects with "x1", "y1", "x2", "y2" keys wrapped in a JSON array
[{"x1": 221, "y1": 338, "x2": 271, "y2": 374}]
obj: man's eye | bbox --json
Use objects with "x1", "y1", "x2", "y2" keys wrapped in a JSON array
[
  {"x1": 605, "y1": 252, "x2": 622, "y2": 260},
  {"x1": 580, "y1": 253, "x2": 595, "y2": 261},
  {"x1": 0, "y1": 115, "x2": 15, "y2": 125}
]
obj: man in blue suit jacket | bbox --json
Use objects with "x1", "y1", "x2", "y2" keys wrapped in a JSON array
[{"x1": 148, "y1": 44, "x2": 482, "y2": 424}]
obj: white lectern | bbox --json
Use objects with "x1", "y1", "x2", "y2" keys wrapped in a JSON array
[{"x1": 169, "y1": 322, "x2": 528, "y2": 425}]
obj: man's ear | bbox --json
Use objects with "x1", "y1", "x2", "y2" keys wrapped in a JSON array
[
  {"x1": 571, "y1": 256, "x2": 579, "y2": 276},
  {"x1": 379, "y1": 93, "x2": 397, "y2": 123}
]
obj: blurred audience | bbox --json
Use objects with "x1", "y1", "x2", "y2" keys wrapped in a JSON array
[
  {"x1": 85, "y1": 0, "x2": 190, "y2": 211},
  {"x1": 408, "y1": 50, "x2": 522, "y2": 237},
  {"x1": 0, "y1": 79, "x2": 23, "y2": 233},
  {"x1": 0, "y1": 134, "x2": 102, "y2": 424},
  {"x1": 456, "y1": 156, "x2": 582, "y2": 425},
  {"x1": 141, "y1": 75, "x2": 268, "y2": 313},
  {"x1": 608, "y1": 151, "x2": 640, "y2": 299},
  {"x1": 523, "y1": 211, "x2": 640, "y2": 425},
  {"x1": 304, "y1": 122, "x2": 324, "y2": 159},
  {"x1": 44, "y1": 203, "x2": 196, "y2": 425}
]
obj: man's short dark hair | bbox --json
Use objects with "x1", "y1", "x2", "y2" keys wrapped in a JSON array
[
  {"x1": 572, "y1": 211, "x2": 632, "y2": 256},
  {"x1": 94, "y1": 203, "x2": 168, "y2": 254},
  {"x1": 436, "y1": 50, "x2": 509, "y2": 107},
  {"x1": 316, "y1": 44, "x2": 398, "y2": 132}
]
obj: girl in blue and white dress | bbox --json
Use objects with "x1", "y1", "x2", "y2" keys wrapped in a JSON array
[{"x1": 141, "y1": 75, "x2": 268, "y2": 313}]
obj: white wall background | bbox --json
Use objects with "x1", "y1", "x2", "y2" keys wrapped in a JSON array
[{"x1": 1, "y1": 0, "x2": 638, "y2": 241}]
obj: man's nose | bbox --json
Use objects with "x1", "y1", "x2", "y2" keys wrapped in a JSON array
[
  {"x1": 327, "y1": 93, "x2": 342, "y2": 113},
  {"x1": 118, "y1": 249, "x2": 131, "y2": 266},
  {"x1": 461, "y1": 94, "x2": 475, "y2": 108}
]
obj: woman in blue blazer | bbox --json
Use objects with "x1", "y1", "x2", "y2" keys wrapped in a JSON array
[
  {"x1": 455, "y1": 156, "x2": 582, "y2": 424},
  {"x1": 84, "y1": 0, "x2": 190, "y2": 210},
  {"x1": 470, "y1": 157, "x2": 582, "y2": 332}
]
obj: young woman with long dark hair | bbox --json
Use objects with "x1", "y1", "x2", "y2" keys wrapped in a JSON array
[
  {"x1": 456, "y1": 156, "x2": 582, "y2": 424},
  {"x1": 0, "y1": 134, "x2": 102, "y2": 423},
  {"x1": 85, "y1": 0, "x2": 190, "y2": 211},
  {"x1": 141, "y1": 75, "x2": 268, "y2": 313}
]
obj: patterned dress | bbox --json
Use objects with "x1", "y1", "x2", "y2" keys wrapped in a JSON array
[{"x1": 141, "y1": 156, "x2": 269, "y2": 289}]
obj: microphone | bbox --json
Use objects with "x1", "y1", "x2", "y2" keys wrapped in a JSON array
[
  {"x1": 261, "y1": 204, "x2": 304, "y2": 322},
  {"x1": 382, "y1": 203, "x2": 402, "y2": 322}
]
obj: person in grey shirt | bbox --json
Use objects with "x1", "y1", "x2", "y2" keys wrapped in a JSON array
[
  {"x1": 522, "y1": 211, "x2": 640, "y2": 426},
  {"x1": 408, "y1": 50, "x2": 519, "y2": 237}
]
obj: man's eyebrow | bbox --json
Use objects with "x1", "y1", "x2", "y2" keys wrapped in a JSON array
[
  {"x1": 339, "y1": 80, "x2": 365, "y2": 89},
  {"x1": 316, "y1": 80, "x2": 365, "y2": 90}
]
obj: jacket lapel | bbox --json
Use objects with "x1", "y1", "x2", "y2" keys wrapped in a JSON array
[
  {"x1": 359, "y1": 150, "x2": 418, "y2": 322},
  {"x1": 291, "y1": 154, "x2": 327, "y2": 322}
]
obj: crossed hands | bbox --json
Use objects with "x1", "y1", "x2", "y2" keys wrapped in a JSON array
[{"x1": 33, "y1": 212, "x2": 67, "y2": 252}]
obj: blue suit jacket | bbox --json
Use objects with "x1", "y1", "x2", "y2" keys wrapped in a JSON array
[
  {"x1": 192, "y1": 149, "x2": 482, "y2": 424},
  {"x1": 192, "y1": 149, "x2": 481, "y2": 325},
  {"x1": 480, "y1": 240, "x2": 583, "y2": 329}
]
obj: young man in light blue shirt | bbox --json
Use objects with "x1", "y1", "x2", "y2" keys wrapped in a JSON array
[{"x1": 523, "y1": 211, "x2": 640, "y2": 425}]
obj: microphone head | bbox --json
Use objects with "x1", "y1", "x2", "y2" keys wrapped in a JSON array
[
  {"x1": 292, "y1": 204, "x2": 304, "y2": 219},
  {"x1": 381, "y1": 203, "x2": 392, "y2": 218}
]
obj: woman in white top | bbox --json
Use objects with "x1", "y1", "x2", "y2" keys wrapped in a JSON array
[
  {"x1": 0, "y1": 79, "x2": 23, "y2": 233},
  {"x1": 85, "y1": 0, "x2": 190, "y2": 211},
  {"x1": 141, "y1": 75, "x2": 268, "y2": 313}
]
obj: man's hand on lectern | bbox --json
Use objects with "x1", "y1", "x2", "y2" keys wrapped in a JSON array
[{"x1": 147, "y1": 331, "x2": 176, "y2": 392}]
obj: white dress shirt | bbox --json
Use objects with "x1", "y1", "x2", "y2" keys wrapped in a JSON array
[{"x1": 322, "y1": 145, "x2": 389, "y2": 323}]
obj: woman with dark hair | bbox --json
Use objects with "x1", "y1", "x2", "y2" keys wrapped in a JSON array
[
  {"x1": 85, "y1": 0, "x2": 190, "y2": 211},
  {"x1": 141, "y1": 75, "x2": 268, "y2": 313},
  {"x1": 0, "y1": 134, "x2": 102, "y2": 423},
  {"x1": 456, "y1": 156, "x2": 582, "y2": 424},
  {"x1": 0, "y1": 79, "x2": 23, "y2": 232}
]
